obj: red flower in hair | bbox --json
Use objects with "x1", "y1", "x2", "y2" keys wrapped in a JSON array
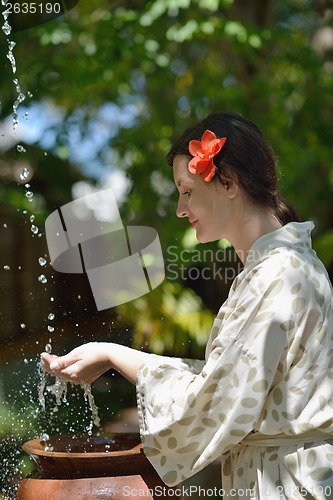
[{"x1": 188, "y1": 130, "x2": 227, "y2": 182}]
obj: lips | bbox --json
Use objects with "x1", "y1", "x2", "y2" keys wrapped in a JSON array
[{"x1": 190, "y1": 220, "x2": 198, "y2": 228}]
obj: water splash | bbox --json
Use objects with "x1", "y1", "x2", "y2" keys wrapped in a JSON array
[
  {"x1": 37, "y1": 360, "x2": 47, "y2": 411},
  {"x1": 81, "y1": 384, "x2": 101, "y2": 431},
  {"x1": 2, "y1": 19, "x2": 10, "y2": 35},
  {"x1": 12, "y1": 78, "x2": 26, "y2": 128},
  {"x1": 39, "y1": 376, "x2": 101, "y2": 432},
  {"x1": 25, "y1": 191, "x2": 33, "y2": 201},
  {"x1": 1, "y1": 12, "x2": 102, "y2": 490},
  {"x1": 46, "y1": 379, "x2": 68, "y2": 412},
  {"x1": 19, "y1": 167, "x2": 30, "y2": 181},
  {"x1": 45, "y1": 342, "x2": 52, "y2": 353},
  {"x1": 38, "y1": 340, "x2": 101, "y2": 434},
  {"x1": 1, "y1": 2, "x2": 26, "y2": 128}
]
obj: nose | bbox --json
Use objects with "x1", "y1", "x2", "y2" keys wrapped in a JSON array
[{"x1": 176, "y1": 198, "x2": 188, "y2": 218}]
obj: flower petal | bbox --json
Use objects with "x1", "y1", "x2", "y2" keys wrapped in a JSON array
[
  {"x1": 189, "y1": 140, "x2": 202, "y2": 156},
  {"x1": 209, "y1": 139, "x2": 223, "y2": 155},
  {"x1": 188, "y1": 158, "x2": 210, "y2": 174},
  {"x1": 187, "y1": 131, "x2": 227, "y2": 183},
  {"x1": 201, "y1": 161, "x2": 216, "y2": 182},
  {"x1": 201, "y1": 130, "x2": 217, "y2": 149},
  {"x1": 215, "y1": 136, "x2": 227, "y2": 154}
]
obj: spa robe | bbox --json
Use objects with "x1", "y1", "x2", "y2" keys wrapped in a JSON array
[{"x1": 136, "y1": 221, "x2": 333, "y2": 499}]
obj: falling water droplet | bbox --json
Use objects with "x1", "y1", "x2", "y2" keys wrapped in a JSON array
[
  {"x1": 19, "y1": 167, "x2": 30, "y2": 180},
  {"x1": 39, "y1": 257, "x2": 47, "y2": 266},
  {"x1": 20, "y1": 323, "x2": 25, "y2": 329},
  {"x1": 81, "y1": 384, "x2": 101, "y2": 428},
  {"x1": 7, "y1": 41, "x2": 17, "y2": 74},
  {"x1": 31, "y1": 225, "x2": 39, "y2": 235},
  {"x1": 38, "y1": 274, "x2": 47, "y2": 284},
  {"x1": 45, "y1": 342, "x2": 52, "y2": 353},
  {"x1": 41, "y1": 433, "x2": 50, "y2": 443},
  {"x1": 47, "y1": 326, "x2": 54, "y2": 333},
  {"x1": 2, "y1": 20, "x2": 11, "y2": 35},
  {"x1": 3, "y1": 223, "x2": 7, "y2": 228},
  {"x1": 12, "y1": 78, "x2": 26, "y2": 128},
  {"x1": 30, "y1": 215, "x2": 35, "y2": 222},
  {"x1": 3, "y1": 265, "x2": 10, "y2": 270},
  {"x1": 16, "y1": 144, "x2": 26, "y2": 153},
  {"x1": 48, "y1": 313, "x2": 55, "y2": 320},
  {"x1": 25, "y1": 191, "x2": 33, "y2": 201}
]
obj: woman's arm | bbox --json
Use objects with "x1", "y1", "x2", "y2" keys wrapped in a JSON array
[{"x1": 41, "y1": 342, "x2": 153, "y2": 385}]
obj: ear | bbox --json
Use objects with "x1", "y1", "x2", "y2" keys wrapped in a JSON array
[{"x1": 219, "y1": 173, "x2": 239, "y2": 198}]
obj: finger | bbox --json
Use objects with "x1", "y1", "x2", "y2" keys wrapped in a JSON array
[
  {"x1": 49, "y1": 354, "x2": 78, "y2": 371},
  {"x1": 41, "y1": 353, "x2": 57, "y2": 363},
  {"x1": 56, "y1": 365, "x2": 87, "y2": 384},
  {"x1": 40, "y1": 353, "x2": 58, "y2": 371}
]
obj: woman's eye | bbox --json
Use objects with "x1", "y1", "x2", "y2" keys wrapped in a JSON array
[{"x1": 182, "y1": 191, "x2": 191, "y2": 196}]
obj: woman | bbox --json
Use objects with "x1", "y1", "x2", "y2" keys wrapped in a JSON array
[{"x1": 42, "y1": 112, "x2": 333, "y2": 498}]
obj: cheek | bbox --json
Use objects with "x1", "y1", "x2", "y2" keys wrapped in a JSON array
[{"x1": 198, "y1": 199, "x2": 213, "y2": 216}]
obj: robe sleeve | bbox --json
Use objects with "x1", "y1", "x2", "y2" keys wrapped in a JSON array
[{"x1": 136, "y1": 256, "x2": 294, "y2": 486}]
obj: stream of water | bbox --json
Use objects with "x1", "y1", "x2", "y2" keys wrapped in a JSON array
[
  {"x1": 0, "y1": 6, "x2": 102, "y2": 498},
  {"x1": 1, "y1": 0, "x2": 27, "y2": 128}
]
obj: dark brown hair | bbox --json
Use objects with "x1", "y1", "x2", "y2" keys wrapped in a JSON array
[{"x1": 167, "y1": 112, "x2": 299, "y2": 225}]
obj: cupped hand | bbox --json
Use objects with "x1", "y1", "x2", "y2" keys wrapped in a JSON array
[{"x1": 40, "y1": 342, "x2": 112, "y2": 385}]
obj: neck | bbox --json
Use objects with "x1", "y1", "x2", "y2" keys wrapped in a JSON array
[{"x1": 230, "y1": 211, "x2": 282, "y2": 265}]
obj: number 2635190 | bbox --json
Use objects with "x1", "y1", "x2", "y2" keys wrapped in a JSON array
[{"x1": 4, "y1": 3, "x2": 62, "y2": 14}]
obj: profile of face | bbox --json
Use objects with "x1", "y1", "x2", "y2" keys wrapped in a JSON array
[{"x1": 173, "y1": 154, "x2": 238, "y2": 244}]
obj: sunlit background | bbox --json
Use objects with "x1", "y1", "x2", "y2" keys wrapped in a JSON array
[{"x1": 1, "y1": 0, "x2": 333, "y2": 497}]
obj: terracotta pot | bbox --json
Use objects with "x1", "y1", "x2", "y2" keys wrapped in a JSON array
[{"x1": 17, "y1": 433, "x2": 172, "y2": 499}]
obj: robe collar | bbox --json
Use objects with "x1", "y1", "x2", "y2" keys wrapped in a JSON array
[{"x1": 244, "y1": 221, "x2": 315, "y2": 270}]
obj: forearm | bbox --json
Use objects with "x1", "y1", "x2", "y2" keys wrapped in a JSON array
[
  {"x1": 106, "y1": 343, "x2": 153, "y2": 384},
  {"x1": 41, "y1": 341, "x2": 155, "y2": 386}
]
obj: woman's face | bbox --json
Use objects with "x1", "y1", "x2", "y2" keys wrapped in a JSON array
[{"x1": 173, "y1": 154, "x2": 237, "y2": 243}]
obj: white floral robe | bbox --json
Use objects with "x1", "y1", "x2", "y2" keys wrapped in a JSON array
[{"x1": 136, "y1": 221, "x2": 333, "y2": 499}]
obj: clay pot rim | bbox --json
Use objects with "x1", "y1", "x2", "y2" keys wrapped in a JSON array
[{"x1": 22, "y1": 432, "x2": 143, "y2": 459}]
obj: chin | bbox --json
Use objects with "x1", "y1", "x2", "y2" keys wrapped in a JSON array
[
  {"x1": 196, "y1": 232, "x2": 214, "y2": 244},
  {"x1": 196, "y1": 228, "x2": 224, "y2": 244}
]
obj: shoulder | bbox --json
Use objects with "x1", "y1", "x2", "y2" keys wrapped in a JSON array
[
  {"x1": 249, "y1": 243, "x2": 325, "y2": 280},
  {"x1": 232, "y1": 245, "x2": 322, "y2": 298}
]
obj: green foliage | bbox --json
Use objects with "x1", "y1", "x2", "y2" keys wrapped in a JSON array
[
  {"x1": 1, "y1": 0, "x2": 333, "y2": 361},
  {"x1": 313, "y1": 230, "x2": 333, "y2": 269},
  {"x1": 1, "y1": 1, "x2": 333, "y2": 493},
  {"x1": 119, "y1": 281, "x2": 215, "y2": 357}
]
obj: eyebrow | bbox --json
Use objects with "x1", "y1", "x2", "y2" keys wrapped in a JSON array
[{"x1": 176, "y1": 178, "x2": 191, "y2": 190}]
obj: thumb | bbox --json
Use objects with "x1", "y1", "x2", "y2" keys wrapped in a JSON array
[
  {"x1": 40, "y1": 352, "x2": 58, "y2": 367},
  {"x1": 41, "y1": 352, "x2": 74, "y2": 371},
  {"x1": 50, "y1": 353, "x2": 76, "y2": 370}
]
